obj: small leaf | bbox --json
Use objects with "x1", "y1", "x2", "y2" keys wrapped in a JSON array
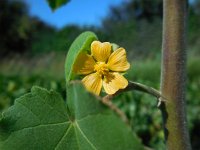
[
  {"x1": 47, "y1": 0, "x2": 69, "y2": 10},
  {"x1": 65, "y1": 31, "x2": 97, "y2": 84},
  {"x1": 0, "y1": 83, "x2": 145, "y2": 150}
]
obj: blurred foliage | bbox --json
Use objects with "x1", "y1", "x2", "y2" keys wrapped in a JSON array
[
  {"x1": 0, "y1": 57, "x2": 200, "y2": 149},
  {"x1": 0, "y1": 0, "x2": 31, "y2": 56},
  {"x1": 101, "y1": 0, "x2": 200, "y2": 58},
  {"x1": 1, "y1": 0, "x2": 200, "y2": 58},
  {"x1": 0, "y1": 0, "x2": 55, "y2": 56},
  {"x1": 31, "y1": 25, "x2": 83, "y2": 54}
]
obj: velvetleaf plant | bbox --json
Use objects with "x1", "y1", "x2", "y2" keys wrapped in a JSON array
[
  {"x1": 1, "y1": 0, "x2": 192, "y2": 149},
  {"x1": 1, "y1": 31, "x2": 160, "y2": 150}
]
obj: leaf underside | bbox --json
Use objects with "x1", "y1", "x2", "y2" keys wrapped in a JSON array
[
  {"x1": 0, "y1": 83, "x2": 144, "y2": 150},
  {"x1": 65, "y1": 31, "x2": 97, "y2": 84}
]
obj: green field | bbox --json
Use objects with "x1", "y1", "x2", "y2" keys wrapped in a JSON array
[{"x1": 0, "y1": 54, "x2": 199, "y2": 149}]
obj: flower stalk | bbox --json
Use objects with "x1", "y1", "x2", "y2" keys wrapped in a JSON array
[
  {"x1": 103, "y1": 81, "x2": 165, "y2": 125},
  {"x1": 103, "y1": 81, "x2": 165, "y2": 105},
  {"x1": 160, "y1": 0, "x2": 191, "y2": 149}
]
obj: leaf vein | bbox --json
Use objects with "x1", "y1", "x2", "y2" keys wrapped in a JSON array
[
  {"x1": 42, "y1": 94, "x2": 69, "y2": 120},
  {"x1": 54, "y1": 124, "x2": 73, "y2": 149},
  {"x1": 75, "y1": 121, "x2": 98, "y2": 150},
  {"x1": 74, "y1": 125, "x2": 81, "y2": 150},
  {"x1": 13, "y1": 121, "x2": 70, "y2": 133},
  {"x1": 16, "y1": 100, "x2": 41, "y2": 122}
]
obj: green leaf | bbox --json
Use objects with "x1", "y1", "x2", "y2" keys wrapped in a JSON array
[
  {"x1": 47, "y1": 0, "x2": 69, "y2": 10},
  {"x1": 0, "y1": 83, "x2": 145, "y2": 150},
  {"x1": 65, "y1": 31, "x2": 97, "y2": 84}
]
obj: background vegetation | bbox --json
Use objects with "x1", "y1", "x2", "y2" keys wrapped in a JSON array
[{"x1": 0, "y1": 0, "x2": 200, "y2": 149}]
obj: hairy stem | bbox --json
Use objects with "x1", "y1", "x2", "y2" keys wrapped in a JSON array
[
  {"x1": 160, "y1": 0, "x2": 191, "y2": 149},
  {"x1": 104, "y1": 81, "x2": 165, "y2": 104}
]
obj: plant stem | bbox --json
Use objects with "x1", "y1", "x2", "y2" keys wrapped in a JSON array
[
  {"x1": 104, "y1": 81, "x2": 165, "y2": 105},
  {"x1": 102, "y1": 81, "x2": 165, "y2": 125},
  {"x1": 160, "y1": 0, "x2": 191, "y2": 149}
]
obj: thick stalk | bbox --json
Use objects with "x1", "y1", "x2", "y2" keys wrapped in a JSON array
[{"x1": 160, "y1": 0, "x2": 191, "y2": 149}]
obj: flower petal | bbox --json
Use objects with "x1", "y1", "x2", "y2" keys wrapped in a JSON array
[
  {"x1": 82, "y1": 73, "x2": 102, "y2": 95},
  {"x1": 73, "y1": 53, "x2": 96, "y2": 75},
  {"x1": 103, "y1": 72, "x2": 128, "y2": 95},
  {"x1": 107, "y1": 48, "x2": 130, "y2": 72},
  {"x1": 91, "y1": 41, "x2": 112, "y2": 62}
]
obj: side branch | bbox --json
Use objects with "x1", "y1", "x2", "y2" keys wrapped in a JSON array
[
  {"x1": 102, "y1": 81, "x2": 167, "y2": 125},
  {"x1": 104, "y1": 81, "x2": 166, "y2": 106}
]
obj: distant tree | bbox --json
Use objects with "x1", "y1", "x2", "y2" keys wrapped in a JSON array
[
  {"x1": 102, "y1": 0, "x2": 163, "y2": 59},
  {"x1": 187, "y1": 0, "x2": 200, "y2": 53},
  {"x1": 0, "y1": 0, "x2": 32, "y2": 56},
  {"x1": 30, "y1": 17, "x2": 58, "y2": 54},
  {"x1": 31, "y1": 25, "x2": 83, "y2": 54},
  {"x1": 101, "y1": 0, "x2": 200, "y2": 58},
  {"x1": 191, "y1": 0, "x2": 200, "y2": 14},
  {"x1": 103, "y1": 0, "x2": 162, "y2": 24},
  {"x1": 0, "y1": 0, "x2": 58, "y2": 56}
]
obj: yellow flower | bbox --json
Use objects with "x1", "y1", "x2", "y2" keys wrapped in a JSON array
[{"x1": 73, "y1": 41, "x2": 130, "y2": 95}]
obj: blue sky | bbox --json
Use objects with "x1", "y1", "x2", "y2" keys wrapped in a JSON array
[{"x1": 25, "y1": 0, "x2": 124, "y2": 29}]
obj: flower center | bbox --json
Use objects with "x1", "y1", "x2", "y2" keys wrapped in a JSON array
[{"x1": 94, "y1": 62, "x2": 109, "y2": 75}]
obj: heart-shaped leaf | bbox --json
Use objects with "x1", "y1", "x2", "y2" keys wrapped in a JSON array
[{"x1": 0, "y1": 83, "x2": 145, "y2": 150}]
